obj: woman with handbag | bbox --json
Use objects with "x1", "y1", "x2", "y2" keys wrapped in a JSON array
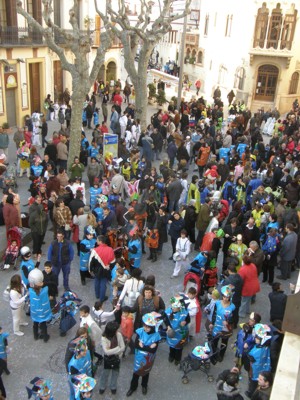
[
  {"x1": 9, "y1": 274, "x2": 28, "y2": 336},
  {"x1": 53, "y1": 198, "x2": 73, "y2": 240},
  {"x1": 99, "y1": 321, "x2": 125, "y2": 396},
  {"x1": 118, "y1": 268, "x2": 143, "y2": 308}
]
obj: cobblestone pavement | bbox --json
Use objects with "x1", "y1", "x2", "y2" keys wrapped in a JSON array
[{"x1": 0, "y1": 106, "x2": 295, "y2": 399}]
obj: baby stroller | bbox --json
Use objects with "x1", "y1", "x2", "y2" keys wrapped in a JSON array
[
  {"x1": 4, "y1": 164, "x2": 18, "y2": 190},
  {"x1": 183, "y1": 272, "x2": 201, "y2": 297},
  {"x1": 180, "y1": 339, "x2": 226, "y2": 384},
  {"x1": 1, "y1": 226, "x2": 22, "y2": 270},
  {"x1": 50, "y1": 291, "x2": 82, "y2": 336}
]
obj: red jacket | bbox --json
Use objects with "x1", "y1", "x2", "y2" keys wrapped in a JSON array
[{"x1": 238, "y1": 263, "x2": 260, "y2": 296}]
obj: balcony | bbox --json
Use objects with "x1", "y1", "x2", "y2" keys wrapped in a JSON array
[
  {"x1": 249, "y1": 38, "x2": 292, "y2": 68},
  {"x1": 185, "y1": 33, "x2": 199, "y2": 46},
  {"x1": 0, "y1": 26, "x2": 44, "y2": 46}
]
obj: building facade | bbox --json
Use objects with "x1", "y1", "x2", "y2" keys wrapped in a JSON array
[
  {"x1": 0, "y1": 0, "x2": 123, "y2": 128},
  {"x1": 157, "y1": 0, "x2": 300, "y2": 114}
]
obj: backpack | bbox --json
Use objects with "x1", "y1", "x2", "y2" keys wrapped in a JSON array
[{"x1": 101, "y1": 180, "x2": 110, "y2": 195}]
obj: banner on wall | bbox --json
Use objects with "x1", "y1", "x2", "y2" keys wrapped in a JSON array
[{"x1": 103, "y1": 133, "x2": 118, "y2": 159}]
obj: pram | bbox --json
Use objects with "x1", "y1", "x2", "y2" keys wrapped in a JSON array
[
  {"x1": 1, "y1": 226, "x2": 22, "y2": 270},
  {"x1": 3, "y1": 164, "x2": 18, "y2": 190},
  {"x1": 180, "y1": 339, "x2": 226, "y2": 384},
  {"x1": 49, "y1": 291, "x2": 82, "y2": 336},
  {"x1": 183, "y1": 272, "x2": 201, "y2": 297}
]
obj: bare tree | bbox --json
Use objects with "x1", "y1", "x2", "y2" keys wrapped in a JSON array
[
  {"x1": 16, "y1": 0, "x2": 112, "y2": 167},
  {"x1": 95, "y1": 0, "x2": 191, "y2": 129}
]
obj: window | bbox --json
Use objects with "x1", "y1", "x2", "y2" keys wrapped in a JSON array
[
  {"x1": 27, "y1": 0, "x2": 33, "y2": 15},
  {"x1": 289, "y1": 72, "x2": 299, "y2": 94},
  {"x1": 197, "y1": 50, "x2": 203, "y2": 64},
  {"x1": 225, "y1": 15, "x2": 233, "y2": 37},
  {"x1": 0, "y1": 0, "x2": 7, "y2": 27},
  {"x1": 218, "y1": 65, "x2": 228, "y2": 85},
  {"x1": 281, "y1": 7, "x2": 297, "y2": 50},
  {"x1": 204, "y1": 14, "x2": 209, "y2": 36},
  {"x1": 53, "y1": 0, "x2": 61, "y2": 27},
  {"x1": 234, "y1": 67, "x2": 246, "y2": 90},
  {"x1": 185, "y1": 48, "x2": 191, "y2": 63},
  {"x1": 253, "y1": 2, "x2": 269, "y2": 47},
  {"x1": 168, "y1": 30, "x2": 177, "y2": 44},
  {"x1": 266, "y1": 4, "x2": 283, "y2": 49},
  {"x1": 255, "y1": 64, "x2": 279, "y2": 101}
]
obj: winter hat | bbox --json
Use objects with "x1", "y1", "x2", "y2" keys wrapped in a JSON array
[
  {"x1": 26, "y1": 377, "x2": 52, "y2": 399},
  {"x1": 72, "y1": 374, "x2": 96, "y2": 399},
  {"x1": 221, "y1": 285, "x2": 234, "y2": 298}
]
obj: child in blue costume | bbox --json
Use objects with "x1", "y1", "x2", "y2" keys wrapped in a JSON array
[
  {"x1": 164, "y1": 295, "x2": 190, "y2": 365},
  {"x1": 127, "y1": 231, "x2": 142, "y2": 269},
  {"x1": 234, "y1": 312, "x2": 261, "y2": 372},
  {"x1": 0, "y1": 327, "x2": 10, "y2": 375},
  {"x1": 126, "y1": 312, "x2": 162, "y2": 397},
  {"x1": 72, "y1": 374, "x2": 96, "y2": 400},
  {"x1": 89, "y1": 178, "x2": 102, "y2": 210},
  {"x1": 26, "y1": 377, "x2": 54, "y2": 399},
  {"x1": 28, "y1": 268, "x2": 52, "y2": 342},
  {"x1": 68, "y1": 338, "x2": 92, "y2": 400},
  {"x1": 246, "y1": 323, "x2": 272, "y2": 398},
  {"x1": 92, "y1": 194, "x2": 107, "y2": 233},
  {"x1": 210, "y1": 285, "x2": 235, "y2": 364},
  {"x1": 20, "y1": 246, "x2": 41, "y2": 288},
  {"x1": 79, "y1": 226, "x2": 96, "y2": 286}
]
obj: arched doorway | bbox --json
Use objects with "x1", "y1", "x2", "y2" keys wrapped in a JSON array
[
  {"x1": 106, "y1": 61, "x2": 117, "y2": 83},
  {"x1": 255, "y1": 64, "x2": 278, "y2": 101}
]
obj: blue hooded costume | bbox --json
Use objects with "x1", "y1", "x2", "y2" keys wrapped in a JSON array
[
  {"x1": 20, "y1": 259, "x2": 35, "y2": 287},
  {"x1": 0, "y1": 331, "x2": 9, "y2": 359},
  {"x1": 134, "y1": 327, "x2": 161, "y2": 376},
  {"x1": 128, "y1": 238, "x2": 142, "y2": 269},
  {"x1": 165, "y1": 306, "x2": 189, "y2": 349},
  {"x1": 29, "y1": 286, "x2": 52, "y2": 323},
  {"x1": 79, "y1": 237, "x2": 96, "y2": 272}
]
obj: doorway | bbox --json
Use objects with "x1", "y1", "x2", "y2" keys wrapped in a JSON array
[
  {"x1": 53, "y1": 60, "x2": 63, "y2": 101},
  {"x1": 106, "y1": 61, "x2": 117, "y2": 82},
  {"x1": 255, "y1": 64, "x2": 279, "y2": 101},
  {"x1": 29, "y1": 62, "x2": 41, "y2": 112},
  {"x1": 5, "y1": 89, "x2": 16, "y2": 127}
]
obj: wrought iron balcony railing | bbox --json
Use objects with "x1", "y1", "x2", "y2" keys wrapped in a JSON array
[{"x1": 0, "y1": 26, "x2": 44, "y2": 46}]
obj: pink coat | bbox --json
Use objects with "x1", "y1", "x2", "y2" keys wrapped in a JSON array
[{"x1": 238, "y1": 263, "x2": 260, "y2": 297}]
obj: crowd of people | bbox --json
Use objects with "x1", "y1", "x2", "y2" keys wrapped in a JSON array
[{"x1": 0, "y1": 82, "x2": 299, "y2": 400}]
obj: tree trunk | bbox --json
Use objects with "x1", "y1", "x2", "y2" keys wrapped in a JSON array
[
  {"x1": 68, "y1": 86, "x2": 86, "y2": 169},
  {"x1": 133, "y1": 72, "x2": 148, "y2": 130}
]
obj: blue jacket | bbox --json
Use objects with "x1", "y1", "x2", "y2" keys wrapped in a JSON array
[
  {"x1": 128, "y1": 238, "x2": 142, "y2": 269},
  {"x1": 0, "y1": 332, "x2": 9, "y2": 359},
  {"x1": 237, "y1": 143, "x2": 247, "y2": 158},
  {"x1": 219, "y1": 148, "x2": 231, "y2": 163},
  {"x1": 249, "y1": 344, "x2": 271, "y2": 380},
  {"x1": 235, "y1": 325, "x2": 255, "y2": 357},
  {"x1": 93, "y1": 111, "x2": 99, "y2": 126},
  {"x1": 20, "y1": 259, "x2": 35, "y2": 287},
  {"x1": 89, "y1": 187, "x2": 102, "y2": 209},
  {"x1": 29, "y1": 286, "x2": 52, "y2": 323},
  {"x1": 31, "y1": 165, "x2": 43, "y2": 177},
  {"x1": 80, "y1": 237, "x2": 96, "y2": 271},
  {"x1": 68, "y1": 350, "x2": 92, "y2": 376},
  {"x1": 200, "y1": 187, "x2": 211, "y2": 204},
  {"x1": 246, "y1": 178, "x2": 263, "y2": 196},
  {"x1": 165, "y1": 307, "x2": 189, "y2": 349},
  {"x1": 212, "y1": 300, "x2": 235, "y2": 337},
  {"x1": 93, "y1": 206, "x2": 104, "y2": 223}
]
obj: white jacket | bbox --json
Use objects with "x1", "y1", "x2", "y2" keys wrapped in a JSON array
[{"x1": 176, "y1": 237, "x2": 191, "y2": 260}]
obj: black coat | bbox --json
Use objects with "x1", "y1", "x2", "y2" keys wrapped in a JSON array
[
  {"x1": 157, "y1": 214, "x2": 168, "y2": 244},
  {"x1": 184, "y1": 205, "x2": 197, "y2": 231},
  {"x1": 44, "y1": 143, "x2": 58, "y2": 162},
  {"x1": 68, "y1": 199, "x2": 85, "y2": 216},
  {"x1": 176, "y1": 145, "x2": 190, "y2": 162},
  {"x1": 269, "y1": 290, "x2": 287, "y2": 321}
]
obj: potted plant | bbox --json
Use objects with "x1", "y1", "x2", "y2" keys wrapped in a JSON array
[
  {"x1": 156, "y1": 89, "x2": 167, "y2": 106},
  {"x1": 148, "y1": 82, "x2": 156, "y2": 99}
]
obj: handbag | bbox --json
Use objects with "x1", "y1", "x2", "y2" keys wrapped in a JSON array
[
  {"x1": 126, "y1": 280, "x2": 139, "y2": 307},
  {"x1": 60, "y1": 311, "x2": 76, "y2": 334},
  {"x1": 104, "y1": 354, "x2": 120, "y2": 370},
  {"x1": 57, "y1": 210, "x2": 71, "y2": 231}
]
